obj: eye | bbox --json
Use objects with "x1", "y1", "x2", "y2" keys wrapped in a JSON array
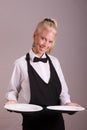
[
  {"x1": 49, "y1": 41, "x2": 53, "y2": 44},
  {"x1": 41, "y1": 36, "x2": 45, "y2": 40}
]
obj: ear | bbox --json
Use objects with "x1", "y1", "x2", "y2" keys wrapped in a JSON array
[
  {"x1": 33, "y1": 34, "x2": 35, "y2": 40},
  {"x1": 33, "y1": 34, "x2": 37, "y2": 39}
]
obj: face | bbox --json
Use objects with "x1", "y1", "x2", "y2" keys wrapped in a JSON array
[{"x1": 33, "y1": 29, "x2": 56, "y2": 57}]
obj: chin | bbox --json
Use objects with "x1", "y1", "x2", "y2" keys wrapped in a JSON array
[{"x1": 39, "y1": 50, "x2": 46, "y2": 54}]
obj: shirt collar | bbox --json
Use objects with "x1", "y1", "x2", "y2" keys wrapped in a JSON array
[{"x1": 29, "y1": 49, "x2": 46, "y2": 62}]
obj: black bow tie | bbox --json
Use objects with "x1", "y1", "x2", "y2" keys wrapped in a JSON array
[{"x1": 33, "y1": 57, "x2": 48, "y2": 63}]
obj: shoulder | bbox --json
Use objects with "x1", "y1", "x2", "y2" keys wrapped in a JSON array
[
  {"x1": 14, "y1": 55, "x2": 27, "y2": 67},
  {"x1": 47, "y1": 54, "x2": 60, "y2": 65}
]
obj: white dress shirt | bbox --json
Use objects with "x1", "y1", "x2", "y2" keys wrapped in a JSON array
[{"x1": 6, "y1": 49, "x2": 71, "y2": 105}]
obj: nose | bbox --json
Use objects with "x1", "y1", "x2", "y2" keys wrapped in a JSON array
[{"x1": 41, "y1": 40, "x2": 48, "y2": 46}]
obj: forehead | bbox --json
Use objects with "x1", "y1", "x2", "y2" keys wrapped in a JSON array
[
  {"x1": 38, "y1": 28, "x2": 57, "y2": 38},
  {"x1": 40, "y1": 26, "x2": 56, "y2": 33},
  {"x1": 42, "y1": 29, "x2": 55, "y2": 35}
]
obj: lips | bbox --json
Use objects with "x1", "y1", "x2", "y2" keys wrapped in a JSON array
[{"x1": 39, "y1": 46, "x2": 47, "y2": 52}]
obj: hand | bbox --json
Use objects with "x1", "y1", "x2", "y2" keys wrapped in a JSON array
[
  {"x1": 64, "y1": 102, "x2": 81, "y2": 115},
  {"x1": 4, "y1": 100, "x2": 17, "y2": 112},
  {"x1": 65, "y1": 102, "x2": 81, "y2": 107},
  {"x1": 5, "y1": 100, "x2": 17, "y2": 105}
]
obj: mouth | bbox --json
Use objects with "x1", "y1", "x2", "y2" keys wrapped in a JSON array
[
  {"x1": 39, "y1": 45, "x2": 47, "y2": 52},
  {"x1": 39, "y1": 45, "x2": 47, "y2": 50}
]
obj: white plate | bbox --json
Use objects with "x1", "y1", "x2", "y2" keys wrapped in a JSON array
[
  {"x1": 4, "y1": 103, "x2": 43, "y2": 113},
  {"x1": 47, "y1": 105, "x2": 85, "y2": 112}
]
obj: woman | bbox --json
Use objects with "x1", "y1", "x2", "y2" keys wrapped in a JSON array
[{"x1": 5, "y1": 18, "x2": 80, "y2": 130}]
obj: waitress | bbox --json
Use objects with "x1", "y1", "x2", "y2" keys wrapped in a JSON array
[{"x1": 5, "y1": 18, "x2": 80, "y2": 130}]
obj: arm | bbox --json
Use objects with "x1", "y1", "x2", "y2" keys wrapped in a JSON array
[
  {"x1": 53, "y1": 58, "x2": 81, "y2": 115},
  {"x1": 51, "y1": 56, "x2": 80, "y2": 106},
  {"x1": 52, "y1": 57, "x2": 71, "y2": 104},
  {"x1": 5, "y1": 61, "x2": 22, "y2": 104}
]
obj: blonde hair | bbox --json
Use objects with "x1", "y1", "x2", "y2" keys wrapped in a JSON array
[{"x1": 34, "y1": 18, "x2": 58, "y2": 36}]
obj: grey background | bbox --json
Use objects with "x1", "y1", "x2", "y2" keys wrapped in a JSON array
[{"x1": 0, "y1": 0, "x2": 87, "y2": 130}]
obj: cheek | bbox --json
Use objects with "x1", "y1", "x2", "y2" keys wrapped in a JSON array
[
  {"x1": 34, "y1": 35, "x2": 40, "y2": 45},
  {"x1": 36, "y1": 38, "x2": 42, "y2": 44},
  {"x1": 35, "y1": 40, "x2": 40, "y2": 46},
  {"x1": 48, "y1": 43, "x2": 54, "y2": 48}
]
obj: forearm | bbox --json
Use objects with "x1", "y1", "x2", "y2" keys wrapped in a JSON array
[{"x1": 5, "y1": 90, "x2": 18, "y2": 102}]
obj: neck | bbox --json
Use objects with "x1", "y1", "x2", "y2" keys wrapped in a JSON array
[{"x1": 32, "y1": 48, "x2": 44, "y2": 57}]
